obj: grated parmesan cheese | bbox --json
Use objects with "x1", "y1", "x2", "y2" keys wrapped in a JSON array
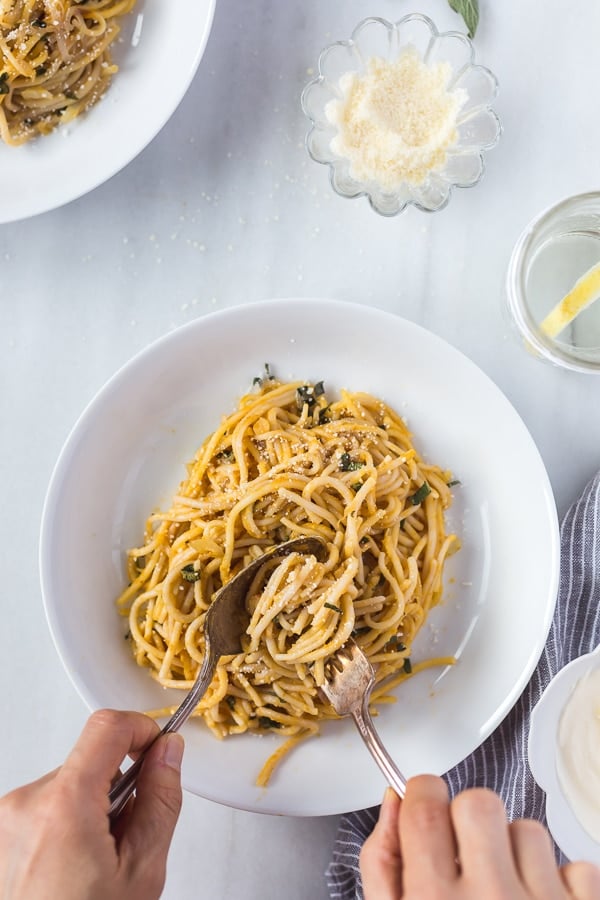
[{"x1": 325, "y1": 47, "x2": 467, "y2": 189}]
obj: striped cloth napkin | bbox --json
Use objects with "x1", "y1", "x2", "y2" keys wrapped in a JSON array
[{"x1": 326, "y1": 472, "x2": 600, "y2": 899}]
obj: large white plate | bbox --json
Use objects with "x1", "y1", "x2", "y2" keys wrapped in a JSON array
[
  {"x1": 0, "y1": 0, "x2": 215, "y2": 224},
  {"x1": 40, "y1": 299, "x2": 560, "y2": 816}
]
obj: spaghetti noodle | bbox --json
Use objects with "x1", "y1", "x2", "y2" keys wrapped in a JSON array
[
  {"x1": 0, "y1": 0, "x2": 136, "y2": 146},
  {"x1": 117, "y1": 377, "x2": 458, "y2": 784}
]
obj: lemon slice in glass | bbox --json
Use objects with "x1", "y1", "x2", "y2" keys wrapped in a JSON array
[{"x1": 541, "y1": 261, "x2": 600, "y2": 339}]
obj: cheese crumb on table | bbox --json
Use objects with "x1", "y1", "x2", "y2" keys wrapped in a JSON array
[{"x1": 325, "y1": 47, "x2": 466, "y2": 190}]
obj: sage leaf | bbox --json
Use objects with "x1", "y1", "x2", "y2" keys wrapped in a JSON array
[{"x1": 448, "y1": 0, "x2": 479, "y2": 38}]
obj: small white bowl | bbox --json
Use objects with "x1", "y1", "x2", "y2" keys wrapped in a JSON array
[
  {"x1": 301, "y1": 14, "x2": 501, "y2": 216},
  {"x1": 528, "y1": 645, "x2": 600, "y2": 864}
]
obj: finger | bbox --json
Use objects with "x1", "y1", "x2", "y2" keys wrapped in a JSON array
[
  {"x1": 560, "y1": 861, "x2": 600, "y2": 899},
  {"x1": 61, "y1": 710, "x2": 161, "y2": 795},
  {"x1": 120, "y1": 732, "x2": 183, "y2": 887},
  {"x1": 509, "y1": 819, "x2": 565, "y2": 898},
  {"x1": 360, "y1": 788, "x2": 403, "y2": 900},
  {"x1": 451, "y1": 788, "x2": 518, "y2": 888},
  {"x1": 398, "y1": 775, "x2": 458, "y2": 891}
]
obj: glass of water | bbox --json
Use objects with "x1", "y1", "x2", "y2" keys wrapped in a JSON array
[{"x1": 507, "y1": 192, "x2": 600, "y2": 374}]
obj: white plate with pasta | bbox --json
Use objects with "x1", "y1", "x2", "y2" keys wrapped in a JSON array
[
  {"x1": 0, "y1": 0, "x2": 215, "y2": 223},
  {"x1": 40, "y1": 299, "x2": 560, "y2": 816}
]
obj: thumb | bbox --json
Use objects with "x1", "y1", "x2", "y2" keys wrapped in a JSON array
[
  {"x1": 120, "y1": 732, "x2": 184, "y2": 881},
  {"x1": 360, "y1": 788, "x2": 403, "y2": 900}
]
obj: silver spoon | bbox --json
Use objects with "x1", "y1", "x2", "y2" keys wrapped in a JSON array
[{"x1": 108, "y1": 535, "x2": 328, "y2": 820}]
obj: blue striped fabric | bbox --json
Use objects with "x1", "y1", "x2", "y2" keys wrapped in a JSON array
[{"x1": 326, "y1": 472, "x2": 600, "y2": 899}]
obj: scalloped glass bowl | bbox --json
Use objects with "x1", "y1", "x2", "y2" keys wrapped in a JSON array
[{"x1": 301, "y1": 14, "x2": 501, "y2": 216}]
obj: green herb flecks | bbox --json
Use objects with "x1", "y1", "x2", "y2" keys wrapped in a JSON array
[
  {"x1": 403, "y1": 658, "x2": 413, "y2": 674},
  {"x1": 318, "y1": 405, "x2": 331, "y2": 424},
  {"x1": 181, "y1": 564, "x2": 201, "y2": 583},
  {"x1": 447, "y1": 479, "x2": 461, "y2": 487},
  {"x1": 258, "y1": 716, "x2": 282, "y2": 729},
  {"x1": 448, "y1": 0, "x2": 479, "y2": 38},
  {"x1": 339, "y1": 452, "x2": 364, "y2": 472},
  {"x1": 296, "y1": 380, "x2": 326, "y2": 411},
  {"x1": 387, "y1": 636, "x2": 406, "y2": 651},
  {"x1": 324, "y1": 602, "x2": 342, "y2": 614},
  {"x1": 296, "y1": 385, "x2": 315, "y2": 409},
  {"x1": 253, "y1": 363, "x2": 275, "y2": 388},
  {"x1": 409, "y1": 482, "x2": 431, "y2": 505},
  {"x1": 352, "y1": 626, "x2": 370, "y2": 637},
  {"x1": 0, "y1": 73, "x2": 9, "y2": 95},
  {"x1": 225, "y1": 696, "x2": 236, "y2": 710}
]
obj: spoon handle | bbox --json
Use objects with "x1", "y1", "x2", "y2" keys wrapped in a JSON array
[{"x1": 108, "y1": 643, "x2": 220, "y2": 821}]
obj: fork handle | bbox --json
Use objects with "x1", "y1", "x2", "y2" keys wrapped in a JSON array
[{"x1": 350, "y1": 697, "x2": 407, "y2": 799}]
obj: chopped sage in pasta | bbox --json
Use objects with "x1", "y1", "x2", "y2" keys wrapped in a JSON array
[
  {"x1": 258, "y1": 716, "x2": 282, "y2": 729},
  {"x1": 409, "y1": 482, "x2": 431, "y2": 505},
  {"x1": 253, "y1": 363, "x2": 275, "y2": 387},
  {"x1": 339, "y1": 452, "x2": 364, "y2": 472}
]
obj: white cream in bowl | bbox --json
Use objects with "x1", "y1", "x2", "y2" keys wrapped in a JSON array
[
  {"x1": 556, "y1": 667, "x2": 600, "y2": 843},
  {"x1": 529, "y1": 645, "x2": 600, "y2": 864}
]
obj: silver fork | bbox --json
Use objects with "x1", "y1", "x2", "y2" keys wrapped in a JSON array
[{"x1": 320, "y1": 638, "x2": 407, "y2": 798}]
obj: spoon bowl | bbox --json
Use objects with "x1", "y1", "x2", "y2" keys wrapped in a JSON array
[{"x1": 108, "y1": 536, "x2": 328, "y2": 818}]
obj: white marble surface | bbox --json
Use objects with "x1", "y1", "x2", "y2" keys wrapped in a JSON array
[{"x1": 2, "y1": 1, "x2": 600, "y2": 898}]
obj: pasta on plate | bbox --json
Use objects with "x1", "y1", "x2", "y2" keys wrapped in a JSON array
[
  {"x1": 117, "y1": 375, "x2": 458, "y2": 784},
  {"x1": 0, "y1": 0, "x2": 136, "y2": 146}
]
